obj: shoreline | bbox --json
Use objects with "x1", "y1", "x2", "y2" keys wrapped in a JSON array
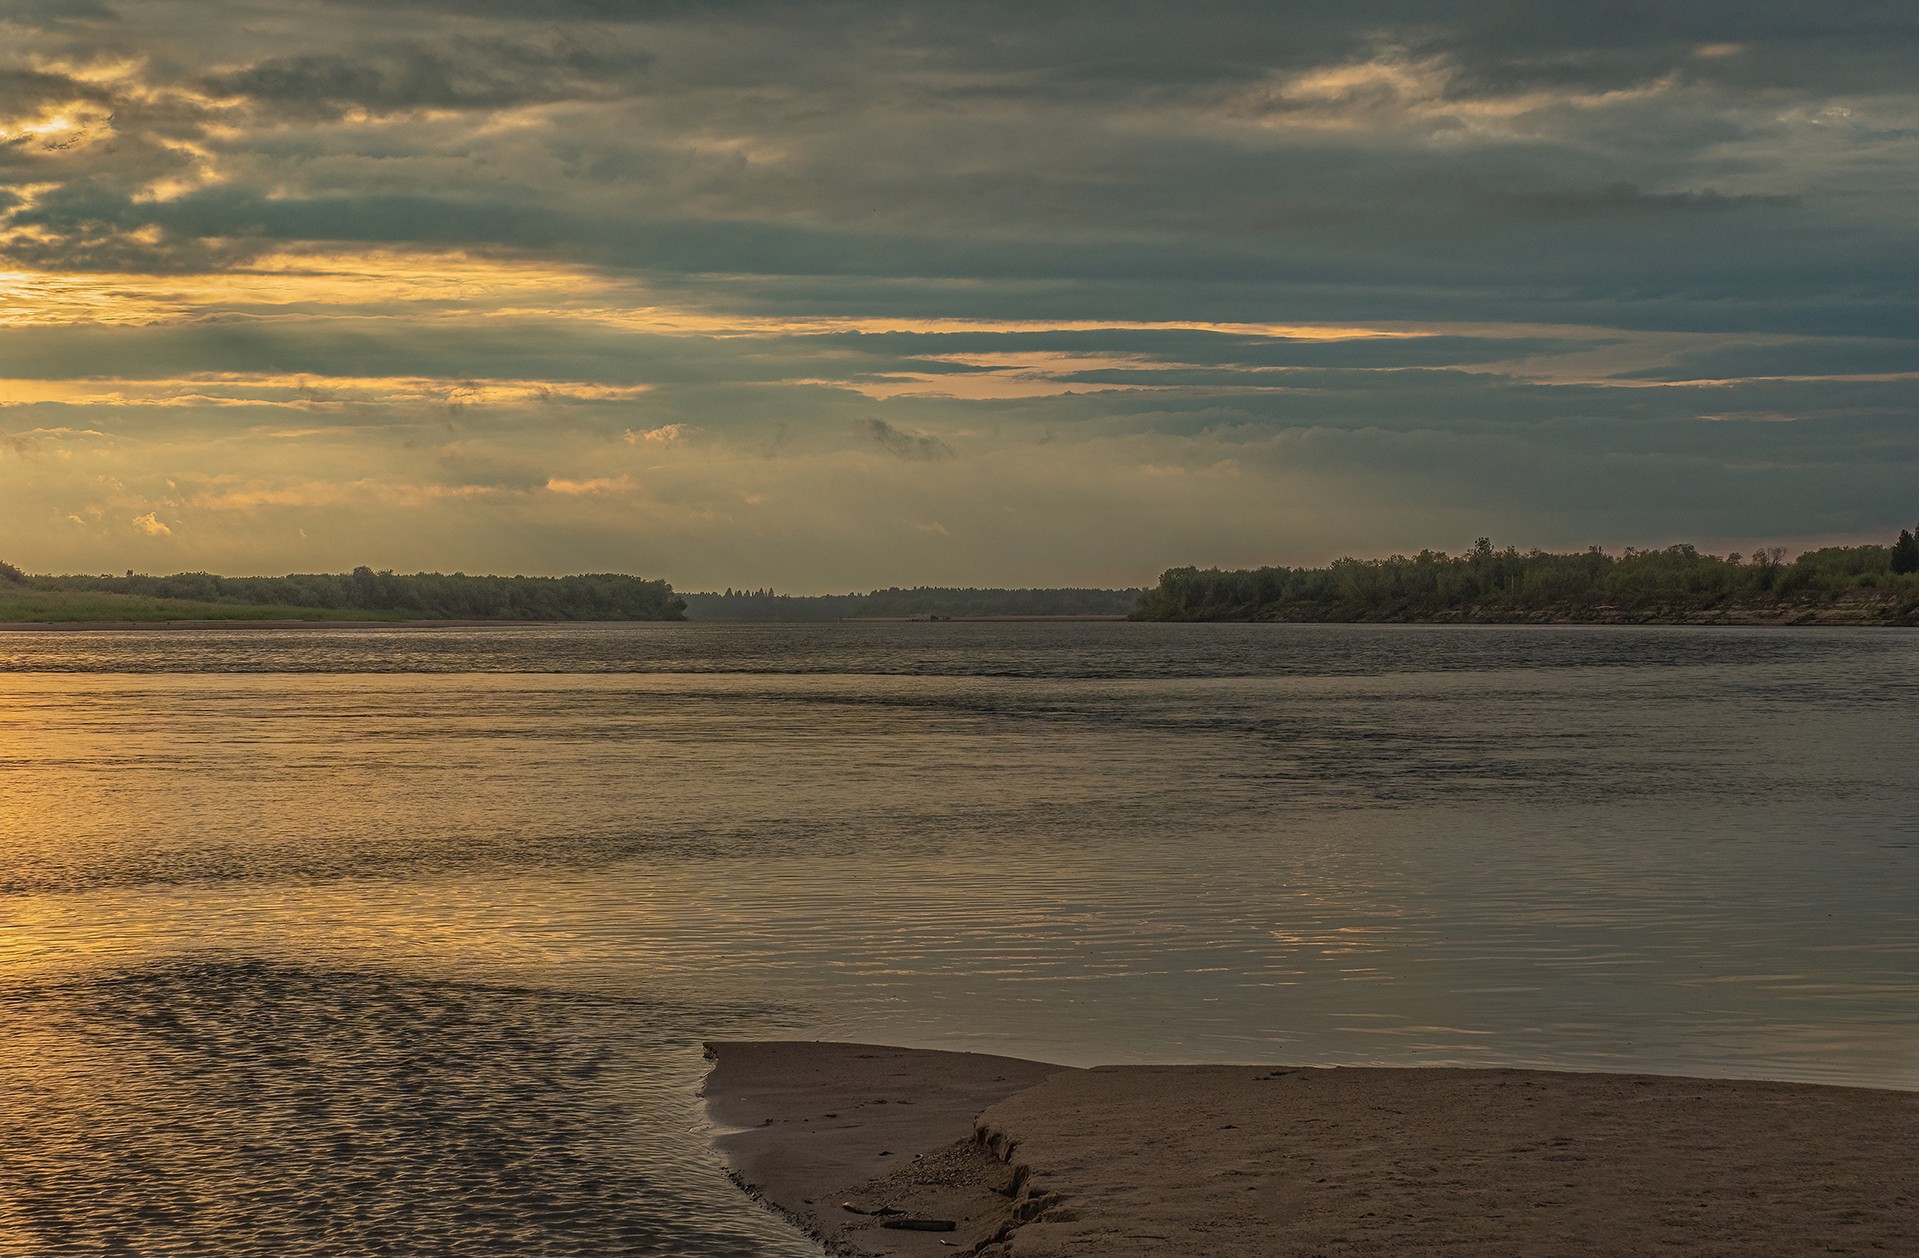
[
  {"x1": 704, "y1": 1042, "x2": 1917, "y2": 1258},
  {"x1": 2, "y1": 615, "x2": 1914, "y2": 631},
  {"x1": 0, "y1": 618, "x2": 679, "y2": 632},
  {"x1": 841, "y1": 614, "x2": 1130, "y2": 622},
  {"x1": 1131, "y1": 607, "x2": 1919, "y2": 627}
]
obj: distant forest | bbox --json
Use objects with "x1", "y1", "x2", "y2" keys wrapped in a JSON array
[
  {"x1": 1134, "y1": 533, "x2": 1919, "y2": 625},
  {"x1": 0, "y1": 563, "x2": 685, "y2": 621},
  {"x1": 10, "y1": 530, "x2": 1919, "y2": 626},
  {"x1": 682, "y1": 586, "x2": 1141, "y2": 621}
]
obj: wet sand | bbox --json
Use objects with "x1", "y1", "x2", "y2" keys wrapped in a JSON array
[{"x1": 704, "y1": 1042, "x2": 1917, "y2": 1257}]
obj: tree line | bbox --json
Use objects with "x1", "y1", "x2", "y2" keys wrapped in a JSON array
[
  {"x1": 9, "y1": 566, "x2": 686, "y2": 620},
  {"x1": 681, "y1": 586, "x2": 1141, "y2": 620},
  {"x1": 680, "y1": 589, "x2": 865, "y2": 621},
  {"x1": 1134, "y1": 534, "x2": 1919, "y2": 623}
]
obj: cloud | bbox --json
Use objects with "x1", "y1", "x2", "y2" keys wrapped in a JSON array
[
  {"x1": 1469, "y1": 182, "x2": 1800, "y2": 222},
  {"x1": 1612, "y1": 338, "x2": 1919, "y2": 382},
  {"x1": 200, "y1": 33, "x2": 650, "y2": 118},
  {"x1": 131, "y1": 511, "x2": 172, "y2": 536},
  {"x1": 863, "y1": 418, "x2": 953, "y2": 461},
  {"x1": 545, "y1": 474, "x2": 636, "y2": 495},
  {"x1": 625, "y1": 423, "x2": 690, "y2": 445}
]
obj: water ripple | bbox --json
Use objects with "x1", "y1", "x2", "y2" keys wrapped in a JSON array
[{"x1": 0, "y1": 961, "x2": 814, "y2": 1257}]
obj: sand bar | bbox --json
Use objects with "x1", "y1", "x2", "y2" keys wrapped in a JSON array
[
  {"x1": 704, "y1": 1042, "x2": 1074, "y2": 1256},
  {"x1": 705, "y1": 1042, "x2": 1917, "y2": 1257}
]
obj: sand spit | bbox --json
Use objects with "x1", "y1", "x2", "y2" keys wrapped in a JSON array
[
  {"x1": 704, "y1": 1043, "x2": 1917, "y2": 1258},
  {"x1": 703, "y1": 1042, "x2": 1074, "y2": 1256}
]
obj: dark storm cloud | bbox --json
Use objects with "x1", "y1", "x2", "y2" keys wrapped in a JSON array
[
  {"x1": 24, "y1": 185, "x2": 557, "y2": 251},
  {"x1": 0, "y1": 316, "x2": 820, "y2": 384},
  {"x1": 7, "y1": 179, "x2": 1868, "y2": 337},
  {"x1": 1616, "y1": 339, "x2": 1919, "y2": 381},
  {"x1": 0, "y1": 306, "x2": 1643, "y2": 403},
  {"x1": 863, "y1": 418, "x2": 954, "y2": 461},
  {"x1": 6, "y1": 1, "x2": 1909, "y2": 331},
  {"x1": 0, "y1": 315, "x2": 1048, "y2": 389},
  {"x1": 1, "y1": 0, "x2": 119, "y2": 23},
  {"x1": 827, "y1": 367, "x2": 1918, "y2": 459},
  {"x1": 0, "y1": 67, "x2": 113, "y2": 114},
  {"x1": 1469, "y1": 183, "x2": 1799, "y2": 222},
  {"x1": 624, "y1": 271, "x2": 1912, "y2": 341},
  {"x1": 808, "y1": 330, "x2": 1602, "y2": 368},
  {"x1": 201, "y1": 34, "x2": 650, "y2": 117},
  {"x1": 1417, "y1": 2, "x2": 1919, "y2": 96},
  {"x1": 324, "y1": 1, "x2": 1919, "y2": 97}
]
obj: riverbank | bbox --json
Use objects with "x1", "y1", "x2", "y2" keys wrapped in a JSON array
[
  {"x1": 1131, "y1": 595, "x2": 1919, "y2": 627},
  {"x1": 0, "y1": 618, "x2": 555, "y2": 631},
  {"x1": 705, "y1": 1042, "x2": 1917, "y2": 1257}
]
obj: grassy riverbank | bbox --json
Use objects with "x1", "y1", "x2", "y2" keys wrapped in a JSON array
[
  {"x1": 0, "y1": 581, "x2": 415, "y2": 624},
  {"x1": 0, "y1": 565, "x2": 684, "y2": 623}
]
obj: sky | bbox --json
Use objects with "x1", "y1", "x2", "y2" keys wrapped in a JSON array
[{"x1": 0, "y1": 1, "x2": 1915, "y2": 591}]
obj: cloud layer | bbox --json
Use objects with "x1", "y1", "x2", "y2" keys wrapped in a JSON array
[{"x1": 2, "y1": 1, "x2": 1914, "y2": 587}]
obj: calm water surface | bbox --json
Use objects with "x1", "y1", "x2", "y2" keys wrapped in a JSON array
[{"x1": 1, "y1": 623, "x2": 1914, "y2": 1255}]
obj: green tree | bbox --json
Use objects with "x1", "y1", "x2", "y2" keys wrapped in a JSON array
[{"x1": 1892, "y1": 527, "x2": 1919, "y2": 575}]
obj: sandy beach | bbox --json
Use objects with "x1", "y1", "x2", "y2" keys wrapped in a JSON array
[{"x1": 705, "y1": 1042, "x2": 1917, "y2": 1257}]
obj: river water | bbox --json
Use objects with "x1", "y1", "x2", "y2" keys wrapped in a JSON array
[{"x1": 1, "y1": 622, "x2": 1914, "y2": 1255}]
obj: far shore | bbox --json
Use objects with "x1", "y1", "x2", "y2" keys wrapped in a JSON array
[
  {"x1": 704, "y1": 1041, "x2": 1916, "y2": 1258},
  {"x1": 3, "y1": 613, "x2": 1914, "y2": 631},
  {"x1": 0, "y1": 618, "x2": 580, "y2": 632},
  {"x1": 1142, "y1": 603, "x2": 1919, "y2": 627},
  {"x1": 843, "y1": 613, "x2": 1131, "y2": 622}
]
